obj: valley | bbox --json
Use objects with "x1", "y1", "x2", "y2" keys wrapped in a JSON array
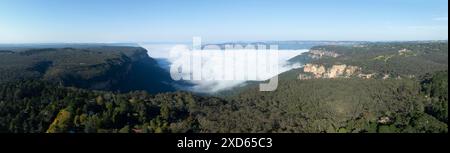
[{"x1": 0, "y1": 41, "x2": 447, "y2": 133}]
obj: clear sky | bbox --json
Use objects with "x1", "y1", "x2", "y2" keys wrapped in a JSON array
[{"x1": 0, "y1": 0, "x2": 448, "y2": 43}]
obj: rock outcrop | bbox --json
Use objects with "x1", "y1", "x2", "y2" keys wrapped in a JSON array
[
  {"x1": 299, "y1": 64, "x2": 375, "y2": 80},
  {"x1": 302, "y1": 64, "x2": 360, "y2": 79},
  {"x1": 309, "y1": 49, "x2": 340, "y2": 59}
]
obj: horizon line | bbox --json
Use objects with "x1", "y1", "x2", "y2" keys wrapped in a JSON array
[{"x1": 0, "y1": 39, "x2": 448, "y2": 45}]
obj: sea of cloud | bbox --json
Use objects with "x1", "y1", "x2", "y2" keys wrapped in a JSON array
[{"x1": 141, "y1": 43, "x2": 308, "y2": 93}]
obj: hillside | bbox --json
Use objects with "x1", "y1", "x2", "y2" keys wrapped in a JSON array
[
  {"x1": 214, "y1": 42, "x2": 448, "y2": 133},
  {"x1": 290, "y1": 41, "x2": 448, "y2": 78},
  {"x1": 228, "y1": 72, "x2": 447, "y2": 133},
  {"x1": 0, "y1": 46, "x2": 174, "y2": 93}
]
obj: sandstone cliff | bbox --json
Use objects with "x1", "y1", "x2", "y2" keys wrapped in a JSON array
[
  {"x1": 302, "y1": 64, "x2": 360, "y2": 78},
  {"x1": 299, "y1": 64, "x2": 375, "y2": 80},
  {"x1": 308, "y1": 49, "x2": 341, "y2": 59}
]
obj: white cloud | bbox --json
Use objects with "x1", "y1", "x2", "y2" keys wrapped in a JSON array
[
  {"x1": 141, "y1": 44, "x2": 180, "y2": 59},
  {"x1": 141, "y1": 44, "x2": 307, "y2": 93}
]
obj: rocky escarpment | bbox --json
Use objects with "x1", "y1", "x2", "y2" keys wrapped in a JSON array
[
  {"x1": 296, "y1": 47, "x2": 381, "y2": 80},
  {"x1": 111, "y1": 49, "x2": 176, "y2": 93},
  {"x1": 308, "y1": 49, "x2": 340, "y2": 59},
  {"x1": 44, "y1": 48, "x2": 175, "y2": 93},
  {"x1": 298, "y1": 64, "x2": 376, "y2": 80},
  {"x1": 299, "y1": 64, "x2": 361, "y2": 79}
]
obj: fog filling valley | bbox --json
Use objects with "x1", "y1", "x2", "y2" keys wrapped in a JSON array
[{"x1": 141, "y1": 43, "x2": 309, "y2": 93}]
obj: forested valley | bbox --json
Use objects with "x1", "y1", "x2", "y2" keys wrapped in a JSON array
[{"x1": 0, "y1": 42, "x2": 447, "y2": 133}]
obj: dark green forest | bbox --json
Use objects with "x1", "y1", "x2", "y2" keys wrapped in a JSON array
[{"x1": 0, "y1": 70, "x2": 447, "y2": 133}]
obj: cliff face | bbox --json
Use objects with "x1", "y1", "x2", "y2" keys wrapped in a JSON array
[
  {"x1": 297, "y1": 47, "x2": 381, "y2": 80},
  {"x1": 301, "y1": 64, "x2": 361, "y2": 79},
  {"x1": 52, "y1": 48, "x2": 176, "y2": 93},
  {"x1": 111, "y1": 48, "x2": 175, "y2": 93},
  {"x1": 299, "y1": 63, "x2": 377, "y2": 80},
  {"x1": 309, "y1": 49, "x2": 340, "y2": 59}
]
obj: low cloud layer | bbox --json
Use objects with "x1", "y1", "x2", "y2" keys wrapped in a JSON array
[{"x1": 141, "y1": 43, "x2": 307, "y2": 93}]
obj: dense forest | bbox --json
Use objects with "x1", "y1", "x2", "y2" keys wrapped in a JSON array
[
  {"x1": 0, "y1": 70, "x2": 447, "y2": 133},
  {"x1": 0, "y1": 42, "x2": 448, "y2": 133},
  {"x1": 229, "y1": 71, "x2": 447, "y2": 133},
  {"x1": 0, "y1": 80, "x2": 205, "y2": 133}
]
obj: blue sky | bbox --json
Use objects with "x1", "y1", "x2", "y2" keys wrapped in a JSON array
[{"x1": 0, "y1": 0, "x2": 448, "y2": 43}]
